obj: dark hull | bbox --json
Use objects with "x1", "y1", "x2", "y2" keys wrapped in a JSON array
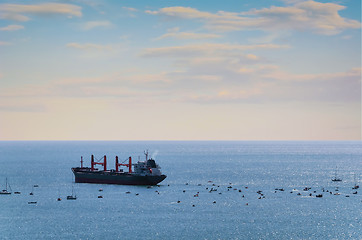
[{"x1": 72, "y1": 168, "x2": 166, "y2": 185}]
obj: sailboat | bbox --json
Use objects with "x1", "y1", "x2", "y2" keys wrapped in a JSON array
[
  {"x1": 67, "y1": 185, "x2": 77, "y2": 200},
  {"x1": 352, "y1": 173, "x2": 359, "y2": 189},
  {"x1": 0, "y1": 178, "x2": 12, "y2": 195},
  {"x1": 29, "y1": 185, "x2": 34, "y2": 195},
  {"x1": 331, "y1": 167, "x2": 342, "y2": 182}
]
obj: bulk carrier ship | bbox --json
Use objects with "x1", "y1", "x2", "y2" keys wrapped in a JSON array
[{"x1": 72, "y1": 151, "x2": 166, "y2": 185}]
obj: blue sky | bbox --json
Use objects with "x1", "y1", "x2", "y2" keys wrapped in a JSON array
[{"x1": 0, "y1": 0, "x2": 360, "y2": 140}]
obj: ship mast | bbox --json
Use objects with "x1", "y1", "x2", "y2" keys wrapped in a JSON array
[{"x1": 144, "y1": 150, "x2": 149, "y2": 161}]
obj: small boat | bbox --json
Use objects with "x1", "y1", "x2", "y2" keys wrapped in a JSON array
[
  {"x1": 316, "y1": 194, "x2": 323, "y2": 198},
  {"x1": 352, "y1": 174, "x2": 359, "y2": 189},
  {"x1": 29, "y1": 186, "x2": 34, "y2": 195},
  {"x1": 28, "y1": 201, "x2": 37, "y2": 204},
  {"x1": 66, "y1": 185, "x2": 77, "y2": 200},
  {"x1": 331, "y1": 167, "x2": 342, "y2": 182},
  {"x1": 0, "y1": 178, "x2": 12, "y2": 195}
]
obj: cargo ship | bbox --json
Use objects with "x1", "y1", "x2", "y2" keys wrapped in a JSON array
[{"x1": 72, "y1": 151, "x2": 167, "y2": 185}]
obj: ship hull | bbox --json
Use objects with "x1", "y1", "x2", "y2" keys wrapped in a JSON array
[{"x1": 72, "y1": 168, "x2": 167, "y2": 185}]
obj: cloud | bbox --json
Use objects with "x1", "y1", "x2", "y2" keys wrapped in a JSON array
[
  {"x1": 140, "y1": 43, "x2": 288, "y2": 58},
  {"x1": 66, "y1": 42, "x2": 113, "y2": 51},
  {"x1": 245, "y1": 1, "x2": 361, "y2": 35},
  {"x1": 140, "y1": 37, "x2": 360, "y2": 104},
  {"x1": 0, "y1": 66, "x2": 359, "y2": 112},
  {"x1": 146, "y1": 7, "x2": 216, "y2": 20},
  {"x1": 0, "y1": 24, "x2": 24, "y2": 31},
  {"x1": 185, "y1": 66, "x2": 361, "y2": 104},
  {"x1": 122, "y1": 6, "x2": 138, "y2": 17},
  {"x1": 0, "y1": 3, "x2": 82, "y2": 22},
  {"x1": 146, "y1": 1, "x2": 360, "y2": 35},
  {"x1": 0, "y1": 41, "x2": 12, "y2": 46},
  {"x1": 81, "y1": 20, "x2": 112, "y2": 30},
  {"x1": 122, "y1": 7, "x2": 138, "y2": 12},
  {"x1": 156, "y1": 27, "x2": 221, "y2": 40},
  {"x1": 0, "y1": 73, "x2": 170, "y2": 106},
  {"x1": 0, "y1": 102, "x2": 46, "y2": 112}
]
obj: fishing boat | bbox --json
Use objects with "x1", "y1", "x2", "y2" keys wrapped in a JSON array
[
  {"x1": 0, "y1": 178, "x2": 12, "y2": 195},
  {"x1": 72, "y1": 150, "x2": 167, "y2": 185},
  {"x1": 331, "y1": 167, "x2": 342, "y2": 182}
]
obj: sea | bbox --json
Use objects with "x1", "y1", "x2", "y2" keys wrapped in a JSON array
[{"x1": 0, "y1": 141, "x2": 361, "y2": 239}]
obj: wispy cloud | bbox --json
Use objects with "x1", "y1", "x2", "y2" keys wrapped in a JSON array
[
  {"x1": 139, "y1": 37, "x2": 360, "y2": 104},
  {"x1": 146, "y1": 1, "x2": 360, "y2": 35},
  {"x1": 81, "y1": 20, "x2": 112, "y2": 30},
  {"x1": 66, "y1": 42, "x2": 113, "y2": 51},
  {"x1": 0, "y1": 66, "x2": 359, "y2": 113},
  {"x1": 140, "y1": 43, "x2": 288, "y2": 58},
  {"x1": 0, "y1": 41, "x2": 12, "y2": 46},
  {"x1": 0, "y1": 101, "x2": 47, "y2": 112},
  {"x1": 244, "y1": 1, "x2": 361, "y2": 35},
  {"x1": 0, "y1": 73, "x2": 168, "y2": 104},
  {"x1": 156, "y1": 27, "x2": 221, "y2": 40},
  {"x1": 122, "y1": 6, "x2": 138, "y2": 17},
  {"x1": 0, "y1": 3, "x2": 82, "y2": 22},
  {"x1": 184, "y1": 67, "x2": 361, "y2": 104},
  {"x1": 0, "y1": 24, "x2": 24, "y2": 31},
  {"x1": 122, "y1": 7, "x2": 138, "y2": 12}
]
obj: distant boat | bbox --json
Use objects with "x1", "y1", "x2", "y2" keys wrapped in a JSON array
[
  {"x1": 352, "y1": 173, "x2": 359, "y2": 189},
  {"x1": 29, "y1": 185, "x2": 34, "y2": 195},
  {"x1": 66, "y1": 185, "x2": 77, "y2": 200},
  {"x1": 331, "y1": 167, "x2": 342, "y2": 182},
  {"x1": 0, "y1": 178, "x2": 12, "y2": 195}
]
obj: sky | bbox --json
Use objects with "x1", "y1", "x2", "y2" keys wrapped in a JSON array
[{"x1": 0, "y1": 0, "x2": 361, "y2": 141}]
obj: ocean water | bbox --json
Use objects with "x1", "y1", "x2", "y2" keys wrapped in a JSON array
[{"x1": 0, "y1": 141, "x2": 361, "y2": 239}]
